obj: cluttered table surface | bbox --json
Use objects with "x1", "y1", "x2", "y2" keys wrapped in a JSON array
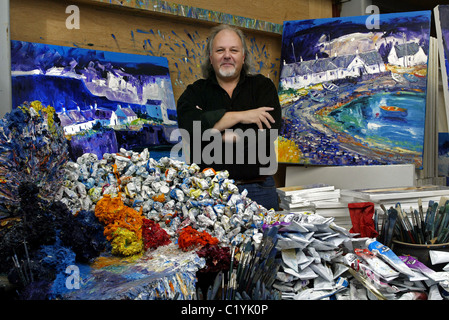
[{"x1": 1, "y1": 103, "x2": 449, "y2": 301}]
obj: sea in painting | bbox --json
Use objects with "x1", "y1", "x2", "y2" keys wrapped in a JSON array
[
  {"x1": 10, "y1": 40, "x2": 179, "y2": 161},
  {"x1": 277, "y1": 11, "x2": 431, "y2": 168}
]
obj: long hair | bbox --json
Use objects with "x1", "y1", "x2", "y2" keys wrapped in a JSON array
[{"x1": 201, "y1": 24, "x2": 253, "y2": 79}]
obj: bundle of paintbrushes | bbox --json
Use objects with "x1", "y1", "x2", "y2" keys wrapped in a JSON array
[
  {"x1": 378, "y1": 198, "x2": 449, "y2": 245},
  {"x1": 205, "y1": 225, "x2": 282, "y2": 300}
]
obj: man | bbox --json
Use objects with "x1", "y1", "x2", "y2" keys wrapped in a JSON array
[{"x1": 176, "y1": 24, "x2": 281, "y2": 210}]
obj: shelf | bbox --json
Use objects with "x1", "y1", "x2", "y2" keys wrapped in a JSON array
[{"x1": 75, "y1": 0, "x2": 283, "y2": 35}]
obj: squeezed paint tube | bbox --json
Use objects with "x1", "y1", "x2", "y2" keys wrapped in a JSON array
[
  {"x1": 345, "y1": 253, "x2": 399, "y2": 293},
  {"x1": 289, "y1": 277, "x2": 348, "y2": 300},
  {"x1": 429, "y1": 250, "x2": 449, "y2": 265},
  {"x1": 428, "y1": 284, "x2": 444, "y2": 300},
  {"x1": 399, "y1": 255, "x2": 446, "y2": 282},
  {"x1": 366, "y1": 239, "x2": 415, "y2": 277},
  {"x1": 355, "y1": 248, "x2": 400, "y2": 280},
  {"x1": 397, "y1": 291, "x2": 427, "y2": 300}
]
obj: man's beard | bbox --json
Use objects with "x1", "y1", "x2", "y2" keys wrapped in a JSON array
[{"x1": 218, "y1": 65, "x2": 237, "y2": 78}]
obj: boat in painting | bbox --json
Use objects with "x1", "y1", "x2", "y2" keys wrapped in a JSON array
[
  {"x1": 379, "y1": 105, "x2": 408, "y2": 118},
  {"x1": 403, "y1": 73, "x2": 418, "y2": 82},
  {"x1": 323, "y1": 82, "x2": 339, "y2": 92},
  {"x1": 309, "y1": 89, "x2": 324, "y2": 102}
]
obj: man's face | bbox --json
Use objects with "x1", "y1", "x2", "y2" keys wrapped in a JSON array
[{"x1": 210, "y1": 29, "x2": 245, "y2": 81}]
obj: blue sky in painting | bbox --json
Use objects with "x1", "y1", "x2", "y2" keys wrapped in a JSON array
[
  {"x1": 11, "y1": 41, "x2": 170, "y2": 75},
  {"x1": 436, "y1": 6, "x2": 449, "y2": 82},
  {"x1": 10, "y1": 41, "x2": 176, "y2": 115},
  {"x1": 281, "y1": 10, "x2": 431, "y2": 64}
]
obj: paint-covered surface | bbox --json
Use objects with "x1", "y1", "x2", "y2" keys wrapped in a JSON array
[
  {"x1": 277, "y1": 11, "x2": 430, "y2": 168},
  {"x1": 435, "y1": 5, "x2": 449, "y2": 118},
  {"x1": 93, "y1": 0, "x2": 283, "y2": 34},
  {"x1": 60, "y1": 243, "x2": 204, "y2": 300}
]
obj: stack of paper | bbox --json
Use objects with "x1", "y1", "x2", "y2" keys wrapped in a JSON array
[
  {"x1": 340, "y1": 185, "x2": 449, "y2": 213},
  {"x1": 277, "y1": 184, "x2": 352, "y2": 230}
]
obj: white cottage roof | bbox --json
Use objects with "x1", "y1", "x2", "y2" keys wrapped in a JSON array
[{"x1": 394, "y1": 42, "x2": 421, "y2": 58}]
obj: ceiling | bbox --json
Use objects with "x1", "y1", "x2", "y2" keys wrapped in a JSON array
[
  {"x1": 372, "y1": 0, "x2": 448, "y2": 13},
  {"x1": 360, "y1": 0, "x2": 449, "y2": 36}
]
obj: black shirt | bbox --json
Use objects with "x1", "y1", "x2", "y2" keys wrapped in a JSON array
[{"x1": 176, "y1": 72, "x2": 282, "y2": 180}]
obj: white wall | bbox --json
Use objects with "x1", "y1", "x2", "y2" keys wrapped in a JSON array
[
  {"x1": 340, "y1": 0, "x2": 372, "y2": 17},
  {"x1": 285, "y1": 164, "x2": 416, "y2": 190}
]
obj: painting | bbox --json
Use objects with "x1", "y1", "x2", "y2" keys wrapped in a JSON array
[
  {"x1": 277, "y1": 11, "x2": 431, "y2": 168},
  {"x1": 435, "y1": 5, "x2": 449, "y2": 128},
  {"x1": 10, "y1": 40, "x2": 179, "y2": 161},
  {"x1": 438, "y1": 132, "x2": 449, "y2": 185}
]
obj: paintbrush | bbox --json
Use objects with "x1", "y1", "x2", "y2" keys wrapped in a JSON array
[
  {"x1": 433, "y1": 198, "x2": 448, "y2": 239},
  {"x1": 418, "y1": 198, "x2": 426, "y2": 231},
  {"x1": 435, "y1": 203, "x2": 449, "y2": 244},
  {"x1": 210, "y1": 271, "x2": 222, "y2": 300},
  {"x1": 410, "y1": 206, "x2": 417, "y2": 241},
  {"x1": 221, "y1": 272, "x2": 225, "y2": 300},
  {"x1": 413, "y1": 209, "x2": 424, "y2": 244},
  {"x1": 23, "y1": 240, "x2": 34, "y2": 283},
  {"x1": 238, "y1": 244, "x2": 255, "y2": 292},
  {"x1": 12, "y1": 253, "x2": 27, "y2": 286},
  {"x1": 426, "y1": 201, "x2": 439, "y2": 243},
  {"x1": 435, "y1": 201, "x2": 449, "y2": 234},
  {"x1": 242, "y1": 291, "x2": 251, "y2": 300},
  {"x1": 236, "y1": 240, "x2": 252, "y2": 285},
  {"x1": 266, "y1": 259, "x2": 282, "y2": 288},
  {"x1": 231, "y1": 271, "x2": 237, "y2": 300},
  {"x1": 243, "y1": 227, "x2": 278, "y2": 292},
  {"x1": 229, "y1": 245, "x2": 236, "y2": 282},
  {"x1": 379, "y1": 204, "x2": 388, "y2": 243},
  {"x1": 410, "y1": 206, "x2": 422, "y2": 244},
  {"x1": 206, "y1": 286, "x2": 212, "y2": 300},
  {"x1": 253, "y1": 279, "x2": 261, "y2": 300},
  {"x1": 259, "y1": 247, "x2": 278, "y2": 285},
  {"x1": 385, "y1": 207, "x2": 398, "y2": 247},
  {"x1": 259, "y1": 226, "x2": 279, "y2": 261},
  {"x1": 396, "y1": 203, "x2": 415, "y2": 243}
]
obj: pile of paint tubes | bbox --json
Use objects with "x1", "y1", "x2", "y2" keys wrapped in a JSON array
[
  {"x1": 56, "y1": 148, "x2": 279, "y2": 246},
  {"x1": 274, "y1": 211, "x2": 449, "y2": 300},
  {"x1": 56, "y1": 148, "x2": 449, "y2": 300}
]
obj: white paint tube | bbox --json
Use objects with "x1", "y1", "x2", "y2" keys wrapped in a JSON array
[
  {"x1": 366, "y1": 239, "x2": 415, "y2": 277},
  {"x1": 429, "y1": 250, "x2": 449, "y2": 265},
  {"x1": 428, "y1": 284, "x2": 443, "y2": 300}
]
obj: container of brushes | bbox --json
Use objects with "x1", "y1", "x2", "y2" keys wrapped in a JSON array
[{"x1": 391, "y1": 240, "x2": 449, "y2": 271}]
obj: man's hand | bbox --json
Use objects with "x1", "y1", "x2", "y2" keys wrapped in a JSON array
[
  {"x1": 213, "y1": 106, "x2": 276, "y2": 131},
  {"x1": 240, "y1": 107, "x2": 275, "y2": 129}
]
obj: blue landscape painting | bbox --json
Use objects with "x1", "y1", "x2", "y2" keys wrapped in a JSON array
[
  {"x1": 10, "y1": 40, "x2": 179, "y2": 161},
  {"x1": 435, "y1": 5, "x2": 449, "y2": 119},
  {"x1": 277, "y1": 11, "x2": 431, "y2": 168}
]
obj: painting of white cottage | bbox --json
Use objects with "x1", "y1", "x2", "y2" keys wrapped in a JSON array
[
  {"x1": 280, "y1": 49, "x2": 387, "y2": 90},
  {"x1": 277, "y1": 11, "x2": 431, "y2": 168},
  {"x1": 388, "y1": 41, "x2": 428, "y2": 67}
]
